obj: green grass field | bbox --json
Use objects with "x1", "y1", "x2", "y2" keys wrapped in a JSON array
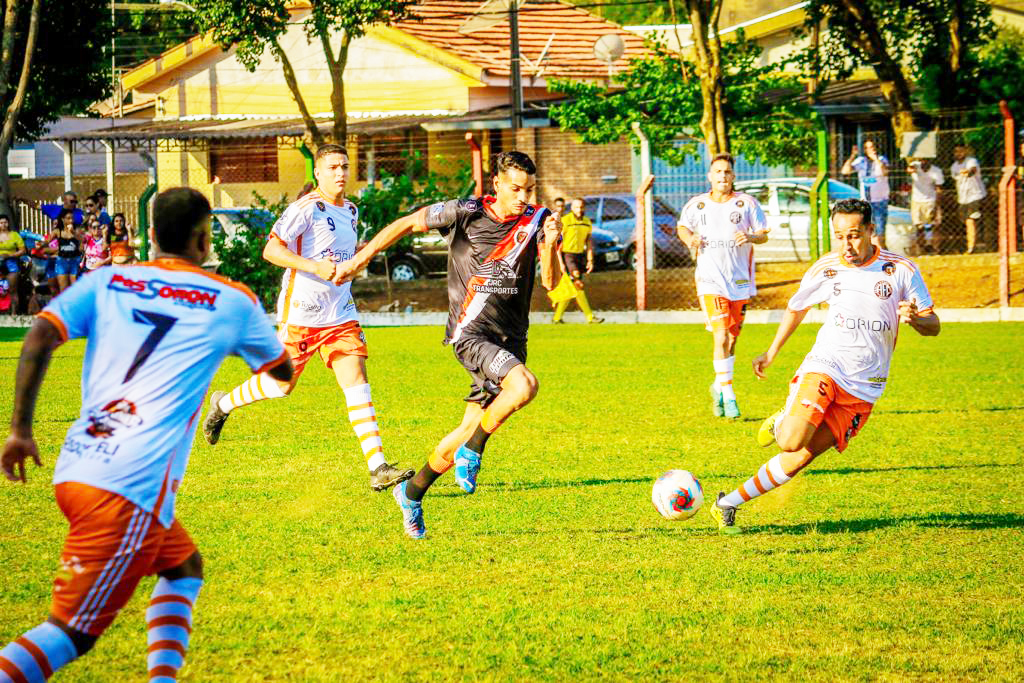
[{"x1": 2, "y1": 323, "x2": 1023, "y2": 681}]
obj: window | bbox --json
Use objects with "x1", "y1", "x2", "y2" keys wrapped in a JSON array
[
  {"x1": 778, "y1": 187, "x2": 811, "y2": 214},
  {"x1": 602, "y1": 198, "x2": 634, "y2": 221},
  {"x1": 357, "y1": 130, "x2": 429, "y2": 181},
  {"x1": 209, "y1": 139, "x2": 278, "y2": 184},
  {"x1": 745, "y1": 185, "x2": 771, "y2": 207}
]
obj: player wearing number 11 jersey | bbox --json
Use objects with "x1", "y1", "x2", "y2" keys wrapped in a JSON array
[
  {"x1": 1, "y1": 188, "x2": 293, "y2": 682},
  {"x1": 708, "y1": 199, "x2": 941, "y2": 533}
]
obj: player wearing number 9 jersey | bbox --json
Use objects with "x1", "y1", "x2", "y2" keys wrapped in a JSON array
[
  {"x1": 0, "y1": 188, "x2": 293, "y2": 683},
  {"x1": 707, "y1": 199, "x2": 941, "y2": 533}
]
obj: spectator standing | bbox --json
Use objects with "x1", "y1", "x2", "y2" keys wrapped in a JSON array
[
  {"x1": 36, "y1": 218, "x2": 60, "y2": 296},
  {"x1": 553, "y1": 198, "x2": 603, "y2": 324},
  {"x1": 550, "y1": 197, "x2": 565, "y2": 218},
  {"x1": 108, "y1": 213, "x2": 135, "y2": 264},
  {"x1": 908, "y1": 159, "x2": 944, "y2": 254},
  {"x1": 92, "y1": 188, "x2": 112, "y2": 226},
  {"x1": 0, "y1": 215, "x2": 25, "y2": 314},
  {"x1": 842, "y1": 139, "x2": 890, "y2": 248},
  {"x1": 82, "y1": 220, "x2": 110, "y2": 273},
  {"x1": 951, "y1": 145, "x2": 986, "y2": 254},
  {"x1": 54, "y1": 209, "x2": 81, "y2": 294}
]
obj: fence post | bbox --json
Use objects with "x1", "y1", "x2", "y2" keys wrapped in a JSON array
[
  {"x1": 298, "y1": 142, "x2": 315, "y2": 184},
  {"x1": 999, "y1": 100, "x2": 1015, "y2": 307},
  {"x1": 635, "y1": 174, "x2": 654, "y2": 311},
  {"x1": 465, "y1": 132, "x2": 484, "y2": 196},
  {"x1": 137, "y1": 183, "x2": 157, "y2": 261},
  {"x1": 817, "y1": 127, "x2": 830, "y2": 253}
]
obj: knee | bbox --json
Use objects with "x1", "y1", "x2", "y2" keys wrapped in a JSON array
[
  {"x1": 712, "y1": 328, "x2": 729, "y2": 347},
  {"x1": 161, "y1": 550, "x2": 204, "y2": 581},
  {"x1": 507, "y1": 369, "x2": 539, "y2": 406},
  {"x1": 48, "y1": 617, "x2": 97, "y2": 656},
  {"x1": 775, "y1": 420, "x2": 807, "y2": 453}
]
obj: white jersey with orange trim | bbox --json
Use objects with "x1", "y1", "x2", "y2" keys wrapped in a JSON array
[
  {"x1": 271, "y1": 190, "x2": 359, "y2": 328},
  {"x1": 678, "y1": 191, "x2": 768, "y2": 300},
  {"x1": 787, "y1": 249, "x2": 934, "y2": 403},
  {"x1": 40, "y1": 259, "x2": 287, "y2": 527}
]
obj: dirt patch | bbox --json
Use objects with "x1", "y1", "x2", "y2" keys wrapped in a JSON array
[{"x1": 351, "y1": 252, "x2": 1024, "y2": 312}]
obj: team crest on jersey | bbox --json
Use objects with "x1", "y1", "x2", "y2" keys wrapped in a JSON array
[
  {"x1": 882, "y1": 262, "x2": 896, "y2": 276},
  {"x1": 874, "y1": 281, "x2": 893, "y2": 299},
  {"x1": 736, "y1": 199, "x2": 745, "y2": 207},
  {"x1": 729, "y1": 211, "x2": 742, "y2": 224},
  {"x1": 316, "y1": 200, "x2": 326, "y2": 211},
  {"x1": 86, "y1": 399, "x2": 143, "y2": 438},
  {"x1": 824, "y1": 268, "x2": 837, "y2": 279},
  {"x1": 462, "y1": 199, "x2": 479, "y2": 212},
  {"x1": 524, "y1": 206, "x2": 536, "y2": 216},
  {"x1": 697, "y1": 202, "x2": 705, "y2": 210},
  {"x1": 515, "y1": 229, "x2": 528, "y2": 244},
  {"x1": 109, "y1": 274, "x2": 219, "y2": 310}
]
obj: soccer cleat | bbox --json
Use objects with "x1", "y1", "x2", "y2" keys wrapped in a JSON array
[
  {"x1": 708, "y1": 492, "x2": 741, "y2": 534},
  {"x1": 202, "y1": 391, "x2": 229, "y2": 445},
  {"x1": 710, "y1": 384, "x2": 725, "y2": 418},
  {"x1": 723, "y1": 399, "x2": 741, "y2": 419},
  {"x1": 757, "y1": 408, "x2": 784, "y2": 447},
  {"x1": 393, "y1": 481, "x2": 425, "y2": 539},
  {"x1": 370, "y1": 463, "x2": 414, "y2": 492},
  {"x1": 453, "y1": 444, "x2": 482, "y2": 494},
  {"x1": 553, "y1": 318, "x2": 566, "y2": 324},
  {"x1": 589, "y1": 317, "x2": 605, "y2": 324}
]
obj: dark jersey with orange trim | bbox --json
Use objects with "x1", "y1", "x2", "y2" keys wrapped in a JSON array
[{"x1": 421, "y1": 196, "x2": 549, "y2": 345}]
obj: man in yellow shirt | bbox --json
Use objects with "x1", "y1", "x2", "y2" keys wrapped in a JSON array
[
  {"x1": 554, "y1": 198, "x2": 602, "y2": 324},
  {"x1": 0, "y1": 215, "x2": 25, "y2": 314}
]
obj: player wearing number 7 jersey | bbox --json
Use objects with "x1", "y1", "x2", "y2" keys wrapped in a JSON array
[
  {"x1": 708, "y1": 199, "x2": 941, "y2": 533},
  {"x1": 0, "y1": 188, "x2": 293, "y2": 682}
]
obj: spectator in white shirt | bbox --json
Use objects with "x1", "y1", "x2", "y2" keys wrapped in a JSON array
[
  {"x1": 951, "y1": 145, "x2": 986, "y2": 254},
  {"x1": 908, "y1": 158, "x2": 944, "y2": 254},
  {"x1": 841, "y1": 139, "x2": 889, "y2": 249}
]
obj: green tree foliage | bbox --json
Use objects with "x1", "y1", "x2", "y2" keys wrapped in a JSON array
[
  {"x1": 211, "y1": 194, "x2": 288, "y2": 310},
  {"x1": 189, "y1": 0, "x2": 416, "y2": 145},
  {"x1": 549, "y1": 36, "x2": 815, "y2": 166},
  {"x1": 114, "y1": 5, "x2": 199, "y2": 69}
]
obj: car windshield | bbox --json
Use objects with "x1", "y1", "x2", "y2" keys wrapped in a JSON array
[{"x1": 653, "y1": 198, "x2": 676, "y2": 217}]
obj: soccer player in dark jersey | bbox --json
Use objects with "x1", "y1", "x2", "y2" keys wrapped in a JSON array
[{"x1": 335, "y1": 151, "x2": 562, "y2": 538}]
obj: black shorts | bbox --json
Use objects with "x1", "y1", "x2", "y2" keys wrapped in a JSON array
[
  {"x1": 452, "y1": 336, "x2": 526, "y2": 407},
  {"x1": 562, "y1": 251, "x2": 586, "y2": 278}
]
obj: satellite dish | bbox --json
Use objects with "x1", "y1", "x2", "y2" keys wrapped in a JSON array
[
  {"x1": 459, "y1": 0, "x2": 515, "y2": 35},
  {"x1": 593, "y1": 33, "x2": 625, "y2": 64}
]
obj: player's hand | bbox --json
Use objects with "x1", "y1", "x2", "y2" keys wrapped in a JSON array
[
  {"x1": 586, "y1": 258, "x2": 594, "y2": 274},
  {"x1": 898, "y1": 299, "x2": 920, "y2": 325},
  {"x1": 752, "y1": 352, "x2": 773, "y2": 379},
  {"x1": 572, "y1": 277, "x2": 584, "y2": 290},
  {"x1": 685, "y1": 234, "x2": 703, "y2": 252},
  {"x1": 734, "y1": 231, "x2": 750, "y2": 246},
  {"x1": 2, "y1": 433, "x2": 42, "y2": 483},
  {"x1": 332, "y1": 259, "x2": 360, "y2": 285},
  {"x1": 542, "y1": 214, "x2": 561, "y2": 243},
  {"x1": 313, "y1": 259, "x2": 337, "y2": 282}
]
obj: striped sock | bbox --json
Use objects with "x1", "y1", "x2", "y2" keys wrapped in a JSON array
[
  {"x1": 719, "y1": 454, "x2": 792, "y2": 508},
  {"x1": 218, "y1": 373, "x2": 287, "y2": 415},
  {"x1": 714, "y1": 356, "x2": 736, "y2": 402},
  {"x1": 0, "y1": 622, "x2": 78, "y2": 682},
  {"x1": 146, "y1": 577, "x2": 202, "y2": 683},
  {"x1": 343, "y1": 383, "x2": 387, "y2": 471}
]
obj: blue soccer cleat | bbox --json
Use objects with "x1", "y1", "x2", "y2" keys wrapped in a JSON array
[
  {"x1": 453, "y1": 444, "x2": 482, "y2": 494},
  {"x1": 723, "y1": 399, "x2": 741, "y2": 419},
  {"x1": 710, "y1": 384, "x2": 725, "y2": 418},
  {"x1": 393, "y1": 481, "x2": 425, "y2": 539}
]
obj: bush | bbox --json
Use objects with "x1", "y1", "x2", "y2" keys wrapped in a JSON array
[{"x1": 211, "y1": 193, "x2": 289, "y2": 311}]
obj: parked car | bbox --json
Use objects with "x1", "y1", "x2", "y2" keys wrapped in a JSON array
[
  {"x1": 367, "y1": 225, "x2": 624, "y2": 281},
  {"x1": 733, "y1": 178, "x2": 914, "y2": 262},
  {"x1": 206, "y1": 207, "x2": 276, "y2": 270},
  {"x1": 582, "y1": 194, "x2": 691, "y2": 269}
]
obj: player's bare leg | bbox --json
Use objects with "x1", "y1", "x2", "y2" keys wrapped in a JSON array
[
  {"x1": 710, "y1": 421, "x2": 836, "y2": 533},
  {"x1": 331, "y1": 355, "x2": 412, "y2": 491}
]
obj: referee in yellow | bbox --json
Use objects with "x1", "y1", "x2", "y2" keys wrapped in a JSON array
[{"x1": 553, "y1": 198, "x2": 603, "y2": 324}]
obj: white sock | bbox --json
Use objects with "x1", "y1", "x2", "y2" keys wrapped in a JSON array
[
  {"x1": 218, "y1": 373, "x2": 287, "y2": 414},
  {"x1": 343, "y1": 383, "x2": 387, "y2": 471},
  {"x1": 719, "y1": 454, "x2": 792, "y2": 508},
  {"x1": 714, "y1": 356, "x2": 736, "y2": 402}
]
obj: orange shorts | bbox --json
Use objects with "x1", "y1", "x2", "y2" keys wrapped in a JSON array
[
  {"x1": 51, "y1": 482, "x2": 196, "y2": 636},
  {"x1": 782, "y1": 372, "x2": 873, "y2": 452},
  {"x1": 279, "y1": 320, "x2": 368, "y2": 380},
  {"x1": 700, "y1": 295, "x2": 748, "y2": 336}
]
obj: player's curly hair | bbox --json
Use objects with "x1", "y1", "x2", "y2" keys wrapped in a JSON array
[
  {"x1": 492, "y1": 150, "x2": 536, "y2": 177},
  {"x1": 832, "y1": 198, "x2": 873, "y2": 226}
]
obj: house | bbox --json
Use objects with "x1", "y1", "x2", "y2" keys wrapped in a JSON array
[{"x1": 44, "y1": 0, "x2": 649, "y2": 210}]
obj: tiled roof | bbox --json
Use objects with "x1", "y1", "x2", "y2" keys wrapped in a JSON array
[{"x1": 394, "y1": 0, "x2": 649, "y2": 81}]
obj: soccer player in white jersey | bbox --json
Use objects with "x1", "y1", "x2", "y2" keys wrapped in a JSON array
[
  {"x1": 677, "y1": 153, "x2": 769, "y2": 419},
  {"x1": 202, "y1": 144, "x2": 413, "y2": 492},
  {"x1": 708, "y1": 199, "x2": 941, "y2": 533},
  {"x1": 0, "y1": 188, "x2": 293, "y2": 682}
]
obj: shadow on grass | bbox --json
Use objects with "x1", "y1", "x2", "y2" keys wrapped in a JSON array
[
  {"x1": 874, "y1": 405, "x2": 1024, "y2": 415},
  {"x1": 431, "y1": 475, "x2": 743, "y2": 497},
  {"x1": 806, "y1": 462, "x2": 1021, "y2": 476},
  {"x1": 750, "y1": 512, "x2": 1024, "y2": 536}
]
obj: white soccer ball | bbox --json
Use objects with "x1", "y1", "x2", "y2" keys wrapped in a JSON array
[{"x1": 652, "y1": 469, "x2": 704, "y2": 521}]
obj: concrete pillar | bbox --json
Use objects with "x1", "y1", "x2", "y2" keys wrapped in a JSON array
[
  {"x1": 52, "y1": 141, "x2": 73, "y2": 192},
  {"x1": 102, "y1": 140, "x2": 115, "y2": 207}
]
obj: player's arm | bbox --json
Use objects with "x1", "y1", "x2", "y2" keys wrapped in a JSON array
[
  {"x1": 331, "y1": 211, "x2": 423, "y2": 285},
  {"x1": 585, "y1": 232, "x2": 595, "y2": 274},
  {"x1": 753, "y1": 307, "x2": 809, "y2": 378},
  {"x1": 676, "y1": 223, "x2": 702, "y2": 252},
  {"x1": 538, "y1": 213, "x2": 563, "y2": 290},
  {"x1": 263, "y1": 236, "x2": 335, "y2": 282},
  {"x1": 899, "y1": 300, "x2": 940, "y2": 336},
  {"x1": 2, "y1": 317, "x2": 63, "y2": 482}
]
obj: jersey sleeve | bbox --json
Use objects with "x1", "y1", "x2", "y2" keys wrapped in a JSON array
[
  {"x1": 234, "y1": 300, "x2": 288, "y2": 374},
  {"x1": 677, "y1": 199, "x2": 697, "y2": 230},
  {"x1": 271, "y1": 202, "x2": 311, "y2": 243},
  {"x1": 747, "y1": 198, "x2": 768, "y2": 233},
  {"x1": 417, "y1": 199, "x2": 465, "y2": 237},
  {"x1": 38, "y1": 270, "x2": 102, "y2": 341},
  {"x1": 904, "y1": 266, "x2": 935, "y2": 314},
  {"x1": 787, "y1": 262, "x2": 832, "y2": 311}
]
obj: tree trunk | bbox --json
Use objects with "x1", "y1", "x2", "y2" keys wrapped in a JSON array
[
  {"x1": 837, "y1": 0, "x2": 917, "y2": 138},
  {"x1": 319, "y1": 29, "x2": 350, "y2": 144},
  {"x1": 272, "y1": 40, "x2": 325, "y2": 148},
  {"x1": 0, "y1": 0, "x2": 40, "y2": 226},
  {"x1": 685, "y1": 0, "x2": 729, "y2": 155}
]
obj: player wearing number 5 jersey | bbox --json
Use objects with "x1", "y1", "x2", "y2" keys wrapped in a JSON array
[
  {"x1": 708, "y1": 199, "x2": 941, "y2": 533},
  {"x1": 0, "y1": 188, "x2": 293, "y2": 683},
  {"x1": 677, "y1": 153, "x2": 769, "y2": 419},
  {"x1": 202, "y1": 144, "x2": 413, "y2": 492}
]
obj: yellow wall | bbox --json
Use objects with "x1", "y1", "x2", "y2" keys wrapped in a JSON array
[{"x1": 155, "y1": 147, "x2": 309, "y2": 209}]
